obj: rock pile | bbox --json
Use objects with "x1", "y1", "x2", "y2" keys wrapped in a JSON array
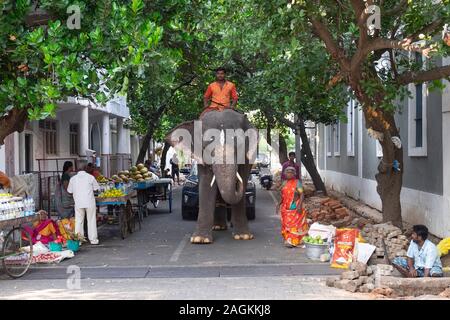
[
  {"x1": 308, "y1": 197, "x2": 352, "y2": 226},
  {"x1": 326, "y1": 262, "x2": 376, "y2": 293},
  {"x1": 361, "y1": 222, "x2": 409, "y2": 260}
]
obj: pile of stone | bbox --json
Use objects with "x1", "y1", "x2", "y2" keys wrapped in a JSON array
[
  {"x1": 361, "y1": 222, "x2": 409, "y2": 261},
  {"x1": 327, "y1": 262, "x2": 375, "y2": 293},
  {"x1": 327, "y1": 263, "x2": 395, "y2": 294},
  {"x1": 307, "y1": 197, "x2": 353, "y2": 227}
]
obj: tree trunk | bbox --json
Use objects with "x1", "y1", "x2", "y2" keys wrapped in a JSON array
[
  {"x1": 0, "y1": 108, "x2": 29, "y2": 145},
  {"x1": 371, "y1": 112, "x2": 403, "y2": 228},
  {"x1": 136, "y1": 128, "x2": 153, "y2": 165},
  {"x1": 278, "y1": 134, "x2": 288, "y2": 164},
  {"x1": 298, "y1": 119, "x2": 327, "y2": 195},
  {"x1": 356, "y1": 90, "x2": 403, "y2": 228},
  {"x1": 160, "y1": 141, "x2": 170, "y2": 177}
]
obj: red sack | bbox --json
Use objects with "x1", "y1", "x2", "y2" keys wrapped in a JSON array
[{"x1": 331, "y1": 228, "x2": 359, "y2": 269}]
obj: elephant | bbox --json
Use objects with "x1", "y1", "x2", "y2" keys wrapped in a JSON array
[{"x1": 166, "y1": 109, "x2": 258, "y2": 244}]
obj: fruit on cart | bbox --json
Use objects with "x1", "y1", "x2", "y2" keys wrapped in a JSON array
[
  {"x1": 137, "y1": 163, "x2": 145, "y2": 170},
  {"x1": 140, "y1": 167, "x2": 148, "y2": 174},
  {"x1": 304, "y1": 235, "x2": 325, "y2": 245},
  {"x1": 96, "y1": 175, "x2": 109, "y2": 183},
  {"x1": 135, "y1": 174, "x2": 143, "y2": 180},
  {"x1": 98, "y1": 188, "x2": 125, "y2": 198},
  {"x1": 130, "y1": 166, "x2": 138, "y2": 172},
  {"x1": 0, "y1": 193, "x2": 13, "y2": 198}
]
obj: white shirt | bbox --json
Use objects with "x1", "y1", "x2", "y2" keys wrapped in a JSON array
[
  {"x1": 407, "y1": 239, "x2": 442, "y2": 269},
  {"x1": 67, "y1": 171, "x2": 100, "y2": 209}
]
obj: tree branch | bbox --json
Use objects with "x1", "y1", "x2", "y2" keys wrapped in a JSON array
[
  {"x1": 353, "y1": 18, "x2": 445, "y2": 69},
  {"x1": 309, "y1": 16, "x2": 350, "y2": 71},
  {"x1": 396, "y1": 65, "x2": 450, "y2": 85}
]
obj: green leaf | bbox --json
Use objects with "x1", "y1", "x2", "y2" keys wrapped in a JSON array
[{"x1": 131, "y1": 0, "x2": 144, "y2": 14}]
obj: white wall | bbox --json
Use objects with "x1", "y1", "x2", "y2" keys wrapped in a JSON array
[
  {"x1": 442, "y1": 56, "x2": 450, "y2": 239},
  {"x1": 320, "y1": 170, "x2": 450, "y2": 238}
]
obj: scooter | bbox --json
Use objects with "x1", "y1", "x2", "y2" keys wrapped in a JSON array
[{"x1": 259, "y1": 169, "x2": 273, "y2": 190}]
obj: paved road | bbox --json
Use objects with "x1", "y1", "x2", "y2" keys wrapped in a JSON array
[
  {"x1": 27, "y1": 179, "x2": 336, "y2": 270},
  {"x1": 0, "y1": 177, "x2": 351, "y2": 299}
]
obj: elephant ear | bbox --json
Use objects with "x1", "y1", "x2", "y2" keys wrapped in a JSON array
[{"x1": 165, "y1": 120, "x2": 203, "y2": 163}]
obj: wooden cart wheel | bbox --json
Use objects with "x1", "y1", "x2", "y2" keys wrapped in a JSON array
[{"x1": 2, "y1": 226, "x2": 33, "y2": 278}]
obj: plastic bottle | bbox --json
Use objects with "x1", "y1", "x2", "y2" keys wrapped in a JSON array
[{"x1": 30, "y1": 198, "x2": 35, "y2": 215}]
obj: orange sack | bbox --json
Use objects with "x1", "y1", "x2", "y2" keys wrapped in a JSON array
[{"x1": 331, "y1": 228, "x2": 360, "y2": 269}]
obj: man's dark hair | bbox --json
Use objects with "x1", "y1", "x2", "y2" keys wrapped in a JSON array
[
  {"x1": 413, "y1": 225, "x2": 429, "y2": 240},
  {"x1": 215, "y1": 67, "x2": 226, "y2": 73},
  {"x1": 288, "y1": 152, "x2": 296, "y2": 157}
]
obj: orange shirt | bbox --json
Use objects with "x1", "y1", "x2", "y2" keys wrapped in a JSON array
[{"x1": 203, "y1": 81, "x2": 238, "y2": 111}]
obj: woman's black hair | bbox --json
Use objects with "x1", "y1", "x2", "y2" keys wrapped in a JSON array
[
  {"x1": 63, "y1": 161, "x2": 74, "y2": 173},
  {"x1": 413, "y1": 225, "x2": 429, "y2": 240},
  {"x1": 215, "y1": 67, "x2": 227, "y2": 73},
  {"x1": 288, "y1": 152, "x2": 296, "y2": 157}
]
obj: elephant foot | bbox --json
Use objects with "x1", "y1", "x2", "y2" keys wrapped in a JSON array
[
  {"x1": 233, "y1": 233, "x2": 254, "y2": 240},
  {"x1": 190, "y1": 234, "x2": 213, "y2": 244},
  {"x1": 212, "y1": 225, "x2": 228, "y2": 231}
]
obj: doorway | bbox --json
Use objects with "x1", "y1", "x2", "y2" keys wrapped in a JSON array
[{"x1": 24, "y1": 133, "x2": 33, "y2": 173}]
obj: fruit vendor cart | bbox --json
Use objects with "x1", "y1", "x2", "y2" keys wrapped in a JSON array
[
  {"x1": 133, "y1": 178, "x2": 173, "y2": 219},
  {"x1": 96, "y1": 190, "x2": 138, "y2": 240},
  {"x1": 0, "y1": 214, "x2": 36, "y2": 278}
]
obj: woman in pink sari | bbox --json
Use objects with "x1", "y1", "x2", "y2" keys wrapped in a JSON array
[
  {"x1": 278, "y1": 167, "x2": 308, "y2": 247},
  {"x1": 22, "y1": 211, "x2": 60, "y2": 244}
]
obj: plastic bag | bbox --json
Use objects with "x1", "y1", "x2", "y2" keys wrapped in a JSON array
[
  {"x1": 437, "y1": 238, "x2": 450, "y2": 257},
  {"x1": 308, "y1": 222, "x2": 336, "y2": 241},
  {"x1": 331, "y1": 228, "x2": 360, "y2": 269}
]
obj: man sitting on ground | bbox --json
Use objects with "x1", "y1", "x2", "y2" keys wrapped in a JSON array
[{"x1": 392, "y1": 225, "x2": 443, "y2": 278}]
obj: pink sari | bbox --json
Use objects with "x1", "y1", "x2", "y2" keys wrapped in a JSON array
[{"x1": 22, "y1": 220, "x2": 60, "y2": 244}]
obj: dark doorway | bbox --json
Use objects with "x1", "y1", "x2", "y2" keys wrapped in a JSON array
[{"x1": 25, "y1": 133, "x2": 33, "y2": 173}]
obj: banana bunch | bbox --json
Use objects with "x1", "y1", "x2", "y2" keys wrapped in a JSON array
[
  {"x1": 0, "y1": 193, "x2": 13, "y2": 198},
  {"x1": 99, "y1": 188, "x2": 125, "y2": 198}
]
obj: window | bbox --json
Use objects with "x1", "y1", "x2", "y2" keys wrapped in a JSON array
[
  {"x1": 347, "y1": 99, "x2": 356, "y2": 156},
  {"x1": 70, "y1": 123, "x2": 79, "y2": 155},
  {"x1": 408, "y1": 53, "x2": 427, "y2": 157},
  {"x1": 39, "y1": 120, "x2": 57, "y2": 155},
  {"x1": 334, "y1": 122, "x2": 340, "y2": 156},
  {"x1": 326, "y1": 125, "x2": 332, "y2": 156}
]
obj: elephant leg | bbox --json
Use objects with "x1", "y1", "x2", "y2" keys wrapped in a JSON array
[
  {"x1": 231, "y1": 199, "x2": 253, "y2": 240},
  {"x1": 231, "y1": 164, "x2": 253, "y2": 240},
  {"x1": 213, "y1": 206, "x2": 228, "y2": 230},
  {"x1": 191, "y1": 165, "x2": 217, "y2": 244}
]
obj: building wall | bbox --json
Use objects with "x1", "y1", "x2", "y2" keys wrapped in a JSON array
[
  {"x1": 324, "y1": 110, "x2": 359, "y2": 177},
  {"x1": 317, "y1": 81, "x2": 449, "y2": 237}
]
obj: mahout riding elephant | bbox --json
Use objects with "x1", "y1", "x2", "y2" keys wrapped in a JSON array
[{"x1": 166, "y1": 109, "x2": 258, "y2": 244}]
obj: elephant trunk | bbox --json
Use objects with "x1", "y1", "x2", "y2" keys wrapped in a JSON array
[{"x1": 212, "y1": 165, "x2": 245, "y2": 205}]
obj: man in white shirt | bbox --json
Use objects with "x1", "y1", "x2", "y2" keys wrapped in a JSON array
[
  {"x1": 67, "y1": 166, "x2": 100, "y2": 245},
  {"x1": 392, "y1": 225, "x2": 443, "y2": 277}
]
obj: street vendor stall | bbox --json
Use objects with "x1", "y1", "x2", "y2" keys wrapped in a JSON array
[
  {"x1": 133, "y1": 178, "x2": 173, "y2": 220},
  {"x1": 0, "y1": 195, "x2": 37, "y2": 278},
  {"x1": 95, "y1": 184, "x2": 138, "y2": 240}
]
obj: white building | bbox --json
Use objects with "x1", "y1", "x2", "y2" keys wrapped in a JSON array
[{"x1": 0, "y1": 96, "x2": 145, "y2": 177}]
